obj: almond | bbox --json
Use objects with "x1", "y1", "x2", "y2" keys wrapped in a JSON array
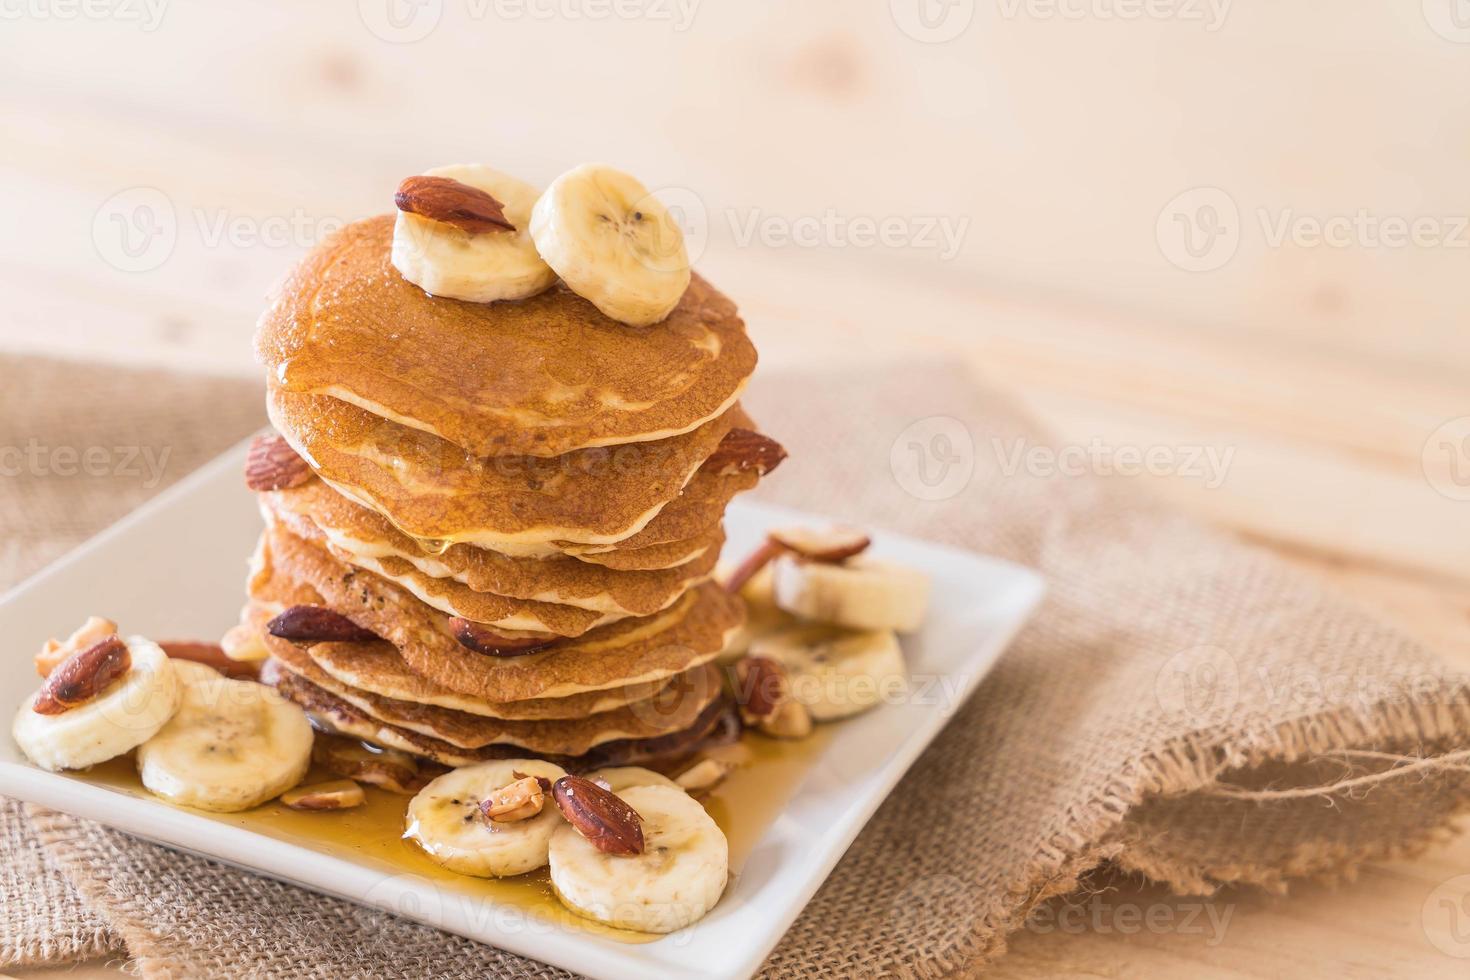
[
  {"x1": 674, "y1": 758, "x2": 731, "y2": 793},
  {"x1": 395, "y1": 175, "x2": 515, "y2": 234},
  {"x1": 267, "y1": 606, "x2": 378, "y2": 644},
  {"x1": 159, "y1": 640, "x2": 260, "y2": 680},
  {"x1": 33, "y1": 636, "x2": 131, "y2": 715},
  {"x1": 281, "y1": 779, "x2": 365, "y2": 811},
  {"x1": 704, "y1": 428, "x2": 787, "y2": 478},
  {"x1": 35, "y1": 616, "x2": 118, "y2": 678},
  {"x1": 759, "y1": 699, "x2": 814, "y2": 739},
  {"x1": 723, "y1": 539, "x2": 783, "y2": 594},
  {"x1": 480, "y1": 774, "x2": 548, "y2": 823},
  {"x1": 552, "y1": 774, "x2": 645, "y2": 856},
  {"x1": 245, "y1": 433, "x2": 313, "y2": 492},
  {"x1": 732, "y1": 655, "x2": 790, "y2": 724},
  {"x1": 768, "y1": 526, "x2": 871, "y2": 564},
  {"x1": 448, "y1": 618, "x2": 555, "y2": 658}
]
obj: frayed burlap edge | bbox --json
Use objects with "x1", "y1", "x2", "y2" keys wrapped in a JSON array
[{"x1": 892, "y1": 695, "x2": 1470, "y2": 980}]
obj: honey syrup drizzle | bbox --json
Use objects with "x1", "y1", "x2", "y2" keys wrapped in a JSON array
[{"x1": 73, "y1": 726, "x2": 833, "y2": 944}]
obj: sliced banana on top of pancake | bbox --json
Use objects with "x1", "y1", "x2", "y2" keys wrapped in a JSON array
[
  {"x1": 405, "y1": 759, "x2": 568, "y2": 877},
  {"x1": 530, "y1": 164, "x2": 691, "y2": 327},
  {"x1": 392, "y1": 164, "x2": 558, "y2": 304},
  {"x1": 13, "y1": 635, "x2": 182, "y2": 773},
  {"x1": 135, "y1": 670, "x2": 313, "y2": 812},
  {"x1": 584, "y1": 765, "x2": 681, "y2": 793},
  {"x1": 549, "y1": 782, "x2": 728, "y2": 934}
]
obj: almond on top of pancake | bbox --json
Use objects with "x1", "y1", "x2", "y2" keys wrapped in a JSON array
[
  {"x1": 262, "y1": 526, "x2": 744, "y2": 702},
  {"x1": 265, "y1": 633, "x2": 722, "y2": 754},
  {"x1": 256, "y1": 216, "x2": 757, "y2": 460},
  {"x1": 240, "y1": 596, "x2": 671, "y2": 722},
  {"x1": 268, "y1": 385, "x2": 754, "y2": 553},
  {"x1": 261, "y1": 479, "x2": 721, "y2": 614}
]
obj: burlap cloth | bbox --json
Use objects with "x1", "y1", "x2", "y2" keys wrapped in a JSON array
[{"x1": 3, "y1": 352, "x2": 1468, "y2": 978}]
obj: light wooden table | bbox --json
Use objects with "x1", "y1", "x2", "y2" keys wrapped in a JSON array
[{"x1": 4, "y1": 3, "x2": 1470, "y2": 976}]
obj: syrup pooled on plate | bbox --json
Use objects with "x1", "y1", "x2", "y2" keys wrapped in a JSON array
[{"x1": 72, "y1": 727, "x2": 832, "y2": 943}]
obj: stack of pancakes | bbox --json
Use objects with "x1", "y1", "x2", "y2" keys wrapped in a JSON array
[{"x1": 236, "y1": 215, "x2": 778, "y2": 770}]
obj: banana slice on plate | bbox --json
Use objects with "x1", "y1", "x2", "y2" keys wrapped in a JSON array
[
  {"x1": 405, "y1": 759, "x2": 568, "y2": 877},
  {"x1": 770, "y1": 554, "x2": 931, "y2": 633},
  {"x1": 136, "y1": 671, "x2": 313, "y2": 812},
  {"x1": 529, "y1": 164, "x2": 690, "y2": 326},
  {"x1": 750, "y1": 624, "x2": 908, "y2": 722},
  {"x1": 13, "y1": 636, "x2": 181, "y2": 773},
  {"x1": 392, "y1": 164, "x2": 557, "y2": 304},
  {"x1": 549, "y1": 783, "x2": 727, "y2": 934},
  {"x1": 583, "y1": 766, "x2": 681, "y2": 793}
]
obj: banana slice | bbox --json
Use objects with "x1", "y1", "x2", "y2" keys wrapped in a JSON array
[
  {"x1": 750, "y1": 624, "x2": 907, "y2": 722},
  {"x1": 770, "y1": 554, "x2": 931, "y2": 633},
  {"x1": 392, "y1": 164, "x2": 557, "y2": 304},
  {"x1": 584, "y1": 766, "x2": 680, "y2": 793},
  {"x1": 136, "y1": 672, "x2": 313, "y2": 812},
  {"x1": 405, "y1": 759, "x2": 567, "y2": 877},
  {"x1": 529, "y1": 164, "x2": 690, "y2": 326},
  {"x1": 549, "y1": 784, "x2": 727, "y2": 933},
  {"x1": 13, "y1": 636, "x2": 181, "y2": 773}
]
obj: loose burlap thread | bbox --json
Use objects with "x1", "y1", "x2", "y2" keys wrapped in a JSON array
[{"x1": 3, "y1": 353, "x2": 1468, "y2": 978}]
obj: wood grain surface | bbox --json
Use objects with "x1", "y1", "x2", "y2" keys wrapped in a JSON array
[{"x1": 3, "y1": 2, "x2": 1469, "y2": 976}]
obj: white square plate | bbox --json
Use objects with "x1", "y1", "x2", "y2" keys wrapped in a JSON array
[{"x1": 0, "y1": 440, "x2": 1044, "y2": 980}]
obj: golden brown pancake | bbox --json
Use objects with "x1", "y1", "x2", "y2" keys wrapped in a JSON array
[
  {"x1": 269, "y1": 386, "x2": 748, "y2": 551},
  {"x1": 262, "y1": 479, "x2": 721, "y2": 614},
  {"x1": 263, "y1": 527, "x2": 745, "y2": 702},
  {"x1": 266, "y1": 636, "x2": 722, "y2": 755},
  {"x1": 269, "y1": 661, "x2": 733, "y2": 770},
  {"x1": 256, "y1": 215, "x2": 757, "y2": 458},
  {"x1": 242, "y1": 596, "x2": 668, "y2": 721}
]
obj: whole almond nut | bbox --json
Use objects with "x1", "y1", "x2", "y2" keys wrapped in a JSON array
[
  {"x1": 267, "y1": 606, "x2": 378, "y2": 644},
  {"x1": 449, "y1": 618, "x2": 555, "y2": 658},
  {"x1": 245, "y1": 433, "x2": 313, "y2": 492},
  {"x1": 395, "y1": 175, "x2": 515, "y2": 234},
  {"x1": 33, "y1": 636, "x2": 131, "y2": 715},
  {"x1": 723, "y1": 539, "x2": 783, "y2": 594},
  {"x1": 552, "y1": 775, "x2": 645, "y2": 856},
  {"x1": 733, "y1": 655, "x2": 790, "y2": 724},
  {"x1": 768, "y1": 526, "x2": 871, "y2": 564},
  {"x1": 704, "y1": 429, "x2": 787, "y2": 478}
]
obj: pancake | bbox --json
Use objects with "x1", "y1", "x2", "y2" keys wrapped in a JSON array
[
  {"x1": 269, "y1": 385, "x2": 749, "y2": 552},
  {"x1": 265, "y1": 636, "x2": 722, "y2": 755},
  {"x1": 241, "y1": 597, "x2": 670, "y2": 721},
  {"x1": 263, "y1": 526, "x2": 745, "y2": 702},
  {"x1": 263, "y1": 479, "x2": 721, "y2": 613},
  {"x1": 268, "y1": 660, "x2": 732, "y2": 770},
  {"x1": 559, "y1": 466, "x2": 757, "y2": 555},
  {"x1": 256, "y1": 215, "x2": 757, "y2": 458}
]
